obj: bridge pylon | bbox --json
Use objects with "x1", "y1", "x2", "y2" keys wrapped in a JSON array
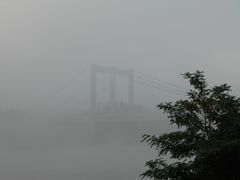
[{"x1": 89, "y1": 64, "x2": 134, "y2": 113}]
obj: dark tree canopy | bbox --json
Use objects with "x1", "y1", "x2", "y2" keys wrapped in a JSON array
[{"x1": 141, "y1": 71, "x2": 240, "y2": 180}]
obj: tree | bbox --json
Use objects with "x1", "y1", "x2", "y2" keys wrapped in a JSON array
[{"x1": 141, "y1": 71, "x2": 240, "y2": 180}]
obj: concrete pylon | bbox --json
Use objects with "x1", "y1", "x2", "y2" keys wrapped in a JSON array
[
  {"x1": 89, "y1": 64, "x2": 134, "y2": 113},
  {"x1": 128, "y1": 69, "x2": 134, "y2": 105},
  {"x1": 90, "y1": 64, "x2": 97, "y2": 113},
  {"x1": 110, "y1": 67, "x2": 117, "y2": 107}
]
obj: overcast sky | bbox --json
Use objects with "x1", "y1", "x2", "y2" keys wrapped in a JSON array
[{"x1": 0, "y1": 0, "x2": 240, "y2": 110}]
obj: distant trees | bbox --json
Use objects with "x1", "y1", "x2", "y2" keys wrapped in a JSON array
[{"x1": 141, "y1": 71, "x2": 240, "y2": 180}]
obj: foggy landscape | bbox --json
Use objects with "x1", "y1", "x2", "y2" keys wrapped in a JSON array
[{"x1": 0, "y1": 0, "x2": 239, "y2": 179}]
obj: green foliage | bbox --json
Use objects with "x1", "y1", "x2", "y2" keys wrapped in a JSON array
[{"x1": 141, "y1": 71, "x2": 240, "y2": 180}]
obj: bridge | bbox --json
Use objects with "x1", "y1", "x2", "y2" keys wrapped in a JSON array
[{"x1": 54, "y1": 64, "x2": 185, "y2": 115}]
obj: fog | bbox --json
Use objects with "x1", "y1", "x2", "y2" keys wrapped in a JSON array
[{"x1": 0, "y1": 0, "x2": 239, "y2": 179}]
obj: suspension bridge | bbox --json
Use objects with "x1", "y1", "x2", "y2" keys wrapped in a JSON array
[{"x1": 55, "y1": 64, "x2": 186, "y2": 115}]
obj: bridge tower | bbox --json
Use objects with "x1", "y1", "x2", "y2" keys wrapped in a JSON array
[{"x1": 89, "y1": 64, "x2": 134, "y2": 113}]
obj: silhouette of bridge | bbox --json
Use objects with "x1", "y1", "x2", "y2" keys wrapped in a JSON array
[{"x1": 55, "y1": 64, "x2": 185, "y2": 114}]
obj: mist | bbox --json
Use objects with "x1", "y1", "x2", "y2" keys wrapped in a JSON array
[{"x1": 0, "y1": 0, "x2": 239, "y2": 179}]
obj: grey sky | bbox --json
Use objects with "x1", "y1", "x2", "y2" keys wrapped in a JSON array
[{"x1": 0, "y1": 0, "x2": 240, "y2": 109}]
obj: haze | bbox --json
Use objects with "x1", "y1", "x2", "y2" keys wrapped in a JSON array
[{"x1": 0, "y1": 0, "x2": 239, "y2": 179}]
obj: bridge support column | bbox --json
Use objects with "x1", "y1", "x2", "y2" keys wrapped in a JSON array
[
  {"x1": 110, "y1": 67, "x2": 117, "y2": 108},
  {"x1": 128, "y1": 69, "x2": 134, "y2": 105},
  {"x1": 90, "y1": 64, "x2": 97, "y2": 113},
  {"x1": 89, "y1": 64, "x2": 135, "y2": 113}
]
